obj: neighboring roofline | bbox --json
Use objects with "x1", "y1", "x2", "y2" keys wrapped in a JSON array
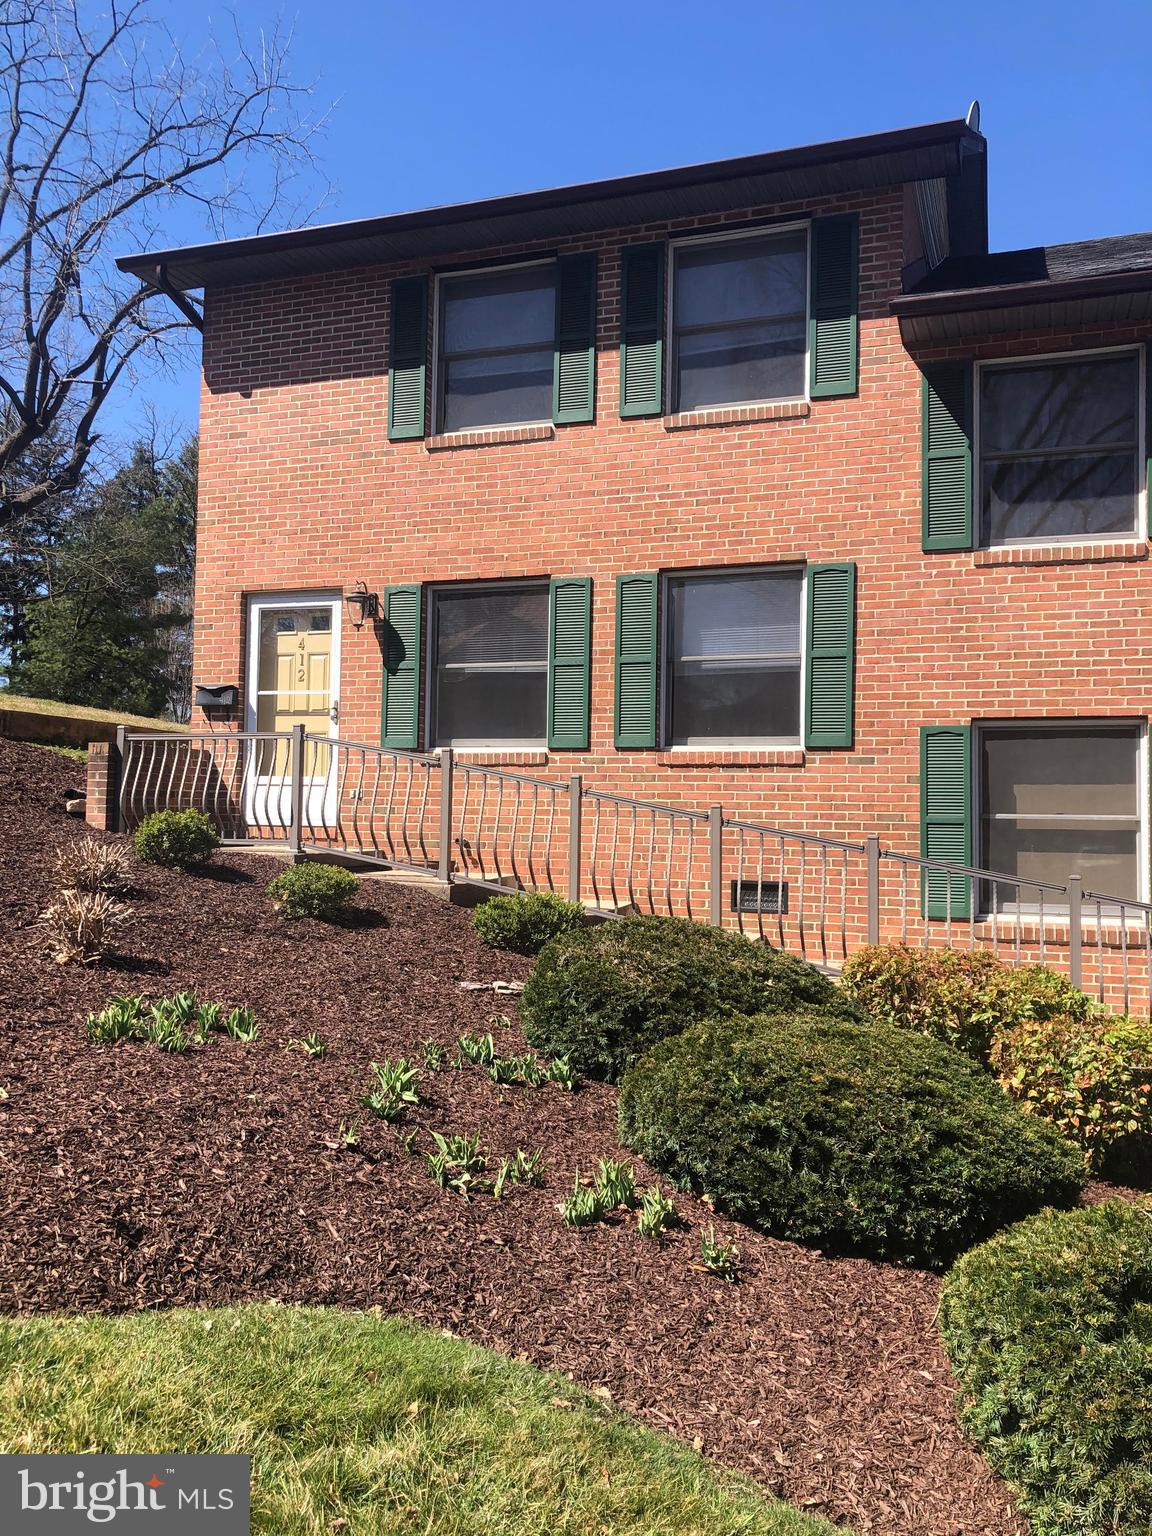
[
  {"x1": 117, "y1": 117, "x2": 980, "y2": 292},
  {"x1": 892, "y1": 265, "x2": 1152, "y2": 318}
]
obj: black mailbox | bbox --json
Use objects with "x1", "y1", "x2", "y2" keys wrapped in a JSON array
[{"x1": 194, "y1": 684, "x2": 238, "y2": 710}]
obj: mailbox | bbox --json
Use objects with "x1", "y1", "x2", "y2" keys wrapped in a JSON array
[{"x1": 194, "y1": 684, "x2": 238, "y2": 710}]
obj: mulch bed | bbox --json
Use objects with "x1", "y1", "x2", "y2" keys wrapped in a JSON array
[{"x1": 0, "y1": 737, "x2": 1027, "y2": 1536}]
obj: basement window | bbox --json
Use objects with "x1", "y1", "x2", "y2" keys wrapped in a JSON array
[{"x1": 979, "y1": 350, "x2": 1141, "y2": 545}]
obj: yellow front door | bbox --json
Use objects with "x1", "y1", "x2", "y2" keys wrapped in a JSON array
[{"x1": 248, "y1": 599, "x2": 339, "y2": 824}]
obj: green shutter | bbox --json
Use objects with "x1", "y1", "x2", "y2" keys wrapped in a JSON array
[
  {"x1": 614, "y1": 574, "x2": 658, "y2": 748},
  {"x1": 619, "y1": 244, "x2": 665, "y2": 418},
  {"x1": 920, "y1": 725, "x2": 972, "y2": 919},
  {"x1": 809, "y1": 214, "x2": 859, "y2": 398},
  {"x1": 553, "y1": 254, "x2": 597, "y2": 425},
  {"x1": 380, "y1": 584, "x2": 422, "y2": 749},
  {"x1": 547, "y1": 577, "x2": 592, "y2": 749},
  {"x1": 387, "y1": 275, "x2": 428, "y2": 441},
  {"x1": 804, "y1": 562, "x2": 856, "y2": 748},
  {"x1": 921, "y1": 362, "x2": 973, "y2": 550}
]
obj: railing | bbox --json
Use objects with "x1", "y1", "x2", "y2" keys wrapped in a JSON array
[{"x1": 113, "y1": 726, "x2": 1152, "y2": 1014}]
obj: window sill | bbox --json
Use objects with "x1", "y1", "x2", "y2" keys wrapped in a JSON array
[
  {"x1": 973, "y1": 540, "x2": 1148, "y2": 567},
  {"x1": 663, "y1": 400, "x2": 810, "y2": 431},
  {"x1": 656, "y1": 747, "x2": 806, "y2": 767},
  {"x1": 443, "y1": 749, "x2": 549, "y2": 767},
  {"x1": 426, "y1": 423, "x2": 555, "y2": 451}
]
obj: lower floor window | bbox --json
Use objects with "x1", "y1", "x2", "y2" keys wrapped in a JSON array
[
  {"x1": 978, "y1": 722, "x2": 1142, "y2": 906},
  {"x1": 429, "y1": 581, "x2": 548, "y2": 746},
  {"x1": 665, "y1": 566, "x2": 802, "y2": 745}
]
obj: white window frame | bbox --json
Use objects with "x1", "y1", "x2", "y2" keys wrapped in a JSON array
[
  {"x1": 244, "y1": 589, "x2": 342, "y2": 736},
  {"x1": 659, "y1": 562, "x2": 807, "y2": 750},
  {"x1": 975, "y1": 344, "x2": 1147, "y2": 549},
  {"x1": 423, "y1": 576, "x2": 550, "y2": 750},
  {"x1": 431, "y1": 258, "x2": 556, "y2": 435},
  {"x1": 666, "y1": 220, "x2": 811, "y2": 415},
  {"x1": 973, "y1": 717, "x2": 1147, "y2": 917}
]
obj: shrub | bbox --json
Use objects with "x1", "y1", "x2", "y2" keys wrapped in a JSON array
[
  {"x1": 41, "y1": 889, "x2": 134, "y2": 964},
  {"x1": 618, "y1": 1010, "x2": 1083, "y2": 1268},
  {"x1": 939, "y1": 1201, "x2": 1152, "y2": 1535},
  {"x1": 53, "y1": 837, "x2": 132, "y2": 894},
  {"x1": 133, "y1": 809, "x2": 219, "y2": 869},
  {"x1": 840, "y1": 944, "x2": 1093, "y2": 1062},
  {"x1": 521, "y1": 914, "x2": 859, "y2": 1081},
  {"x1": 991, "y1": 1012, "x2": 1152, "y2": 1171},
  {"x1": 473, "y1": 891, "x2": 585, "y2": 955},
  {"x1": 267, "y1": 862, "x2": 357, "y2": 920}
]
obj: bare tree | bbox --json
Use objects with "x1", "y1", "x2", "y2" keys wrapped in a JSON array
[{"x1": 0, "y1": 0, "x2": 324, "y2": 529}]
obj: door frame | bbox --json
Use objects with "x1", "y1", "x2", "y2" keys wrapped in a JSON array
[{"x1": 244, "y1": 590, "x2": 343, "y2": 829}]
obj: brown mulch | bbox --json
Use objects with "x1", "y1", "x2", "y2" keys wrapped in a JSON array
[{"x1": 0, "y1": 738, "x2": 1024, "y2": 1536}]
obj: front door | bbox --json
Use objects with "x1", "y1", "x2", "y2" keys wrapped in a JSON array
[{"x1": 246, "y1": 593, "x2": 341, "y2": 829}]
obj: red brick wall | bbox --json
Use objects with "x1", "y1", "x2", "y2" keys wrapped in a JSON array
[{"x1": 192, "y1": 183, "x2": 1152, "y2": 1000}]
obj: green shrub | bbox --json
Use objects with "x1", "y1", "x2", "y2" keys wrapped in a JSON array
[
  {"x1": 992, "y1": 1012, "x2": 1152, "y2": 1171},
  {"x1": 939, "y1": 1201, "x2": 1152, "y2": 1535},
  {"x1": 618, "y1": 1010, "x2": 1083, "y2": 1268},
  {"x1": 521, "y1": 914, "x2": 859, "y2": 1081},
  {"x1": 267, "y1": 862, "x2": 357, "y2": 920},
  {"x1": 472, "y1": 891, "x2": 585, "y2": 954},
  {"x1": 840, "y1": 943, "x2": 1093, "y2": 1062},
  {"x1": 132, "y1": 808, "x2": 219, "y2": 869}
]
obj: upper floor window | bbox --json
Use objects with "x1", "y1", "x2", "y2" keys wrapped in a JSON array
[
  {"x1": 437, "y1": 264, "x2": 555, "y2": 432},
  {"x1": 665, "y1": 566, "x2": 802, "y2": 745},
  {"x1": 671, "y1": 229, "x2": 808, "y2": 413},
  {"x1": 429, "y1": 581, "x2": 548, "y2": 746},
  {"x1": 979, "y1": 351, "x2": 1142, "y2": 544}
]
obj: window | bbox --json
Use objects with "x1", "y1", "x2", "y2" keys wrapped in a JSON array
[
  {"x1": 671, "y1": 229, "x2": 807, "y2": 412},
  {"x1": 437, "y1": 264, "x2": 555, "y2": 432},
  {"x1": 978, "y1": 723, "x2": 1142, "y2": 907},
  {"x1": 429, "y1": 582, "x2": 548, "y2": 746},
  {"x1": 665, "y1": 567, "x2": 802, "y2": 745},
  {"x1": 979, "y1": 351, "x2": 1141, "y2": 544}
]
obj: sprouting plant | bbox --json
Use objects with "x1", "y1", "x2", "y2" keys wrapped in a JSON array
[
  {"x1": 594, "y1": 1158, "x2": 636, "y2": 1210},
  {"x1": 425, "y1": 1131, "x2": 486, "y2": 1198},
  {"x1": 493, "y1": 1158, "x2": 513, "y2": 1200},
  {"x1": 166, "y1": 992, "x2": 200, "y2": 1027},
  {"x1": 223, "y1": 1006, "x2": 259, "y2": 1042},
  {"x1": 636, "y1": 1185, "x2": 677, "y2": 1239},
  {"x1": 337, "y1": 1119, "x2": 361, "y2": 1150},
  {"x1": 487, "y1": 1012, "x2": 513, "y2": 1030},
  {"x1": 546, "y1": 1055, "x2": 577, "y2": 1092},
  {"x1": 559, "y1": 1173, "x2": 607, "y2": 1228},
  {"x1": 287, "y1": 1032, "x2": 326, "y2": 1059},
  {"x1": 362, "y1": 1058, "x2": 421, "y2": 1120},
  {"x1": 86, "y1": 994, "x2": 147, "y2": 1043},
  {"x1": 141, "y1": 1015, "x2": 193, "y2": 1053},
  {"x1": 192, "y1": 1001, "x2": 222, "y2": 1042},
  {"x1": 510, "y1": 1146, "x2": 545, "y2": 1186},
  {"x1": 698, "y1": 1224, "x2": 741, "y2": 1281},
  {"x1": 401, "y1": 1129, "x2": 419, "y2": 1155},
  {"x1": 456, "y1": 1032, "x2": 495, "y2": 1067},
  {"x1": 488, "y1": 1051, "x2": 549, "y2": 1088},
  {"x1": 421, "y1": 1039, "x2": 446, "y2": 1071}
]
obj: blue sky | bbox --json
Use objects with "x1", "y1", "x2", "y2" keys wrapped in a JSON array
[{"x1": 117, "y1": 0, "x2": 1152, "y2": 445}]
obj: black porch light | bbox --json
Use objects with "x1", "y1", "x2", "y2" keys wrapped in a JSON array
[{"x1": 345, "y1": 581, "x2": 379, "y2": 630}]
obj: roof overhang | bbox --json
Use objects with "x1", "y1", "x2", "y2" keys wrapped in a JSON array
[
  {"x1": 118, "y1": 118, "x2": 981, "y2": 294},
  {"x1": 892, "y1": 269, "x2": 1152, "y2": 345}
]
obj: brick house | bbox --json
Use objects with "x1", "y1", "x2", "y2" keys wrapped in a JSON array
[{"x1": 114, "y1": 110, "x2": 1152, "y2": 993}]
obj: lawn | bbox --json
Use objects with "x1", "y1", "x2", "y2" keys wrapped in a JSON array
[
  {"x1": 0, "y1": 690, "x2": 188, "y2": 730},
  {"x1": 0, "y1": 739, "x2": 1022, "y2": 1535},
  {"x1": 0, "y1": 1304, "x2": 835, "y2": 1536}
]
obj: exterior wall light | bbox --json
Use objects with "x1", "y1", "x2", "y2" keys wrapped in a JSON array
[{"x1": 345, "y1": 581, "x2": 379, "y2": 630}]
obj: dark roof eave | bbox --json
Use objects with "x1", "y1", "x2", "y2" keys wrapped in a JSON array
[
  {"x1": 118, "y1": 117, "x2": 979, "y2": 293},
  {"x1": 891, "y1": 267, "x2": 1152, "y2": 318}
]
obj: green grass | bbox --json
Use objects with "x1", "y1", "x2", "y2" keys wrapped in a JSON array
[
  {"x1": 0, "y1": 1305, "x2": 837, "y2": 1536},
  {"x1": 0, "y1": 691, "x2": 187, "y2": 730},
  {"x1": 31, "y1": 741, "x2": 89, "y2": 763}
]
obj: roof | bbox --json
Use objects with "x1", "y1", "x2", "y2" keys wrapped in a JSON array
[
  {"x1": 893, "y1": 231, "x2": 1152, "y2": 343},
  {"x1": 118, "y1": 117, "x2": 982, "y2": 293}
]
